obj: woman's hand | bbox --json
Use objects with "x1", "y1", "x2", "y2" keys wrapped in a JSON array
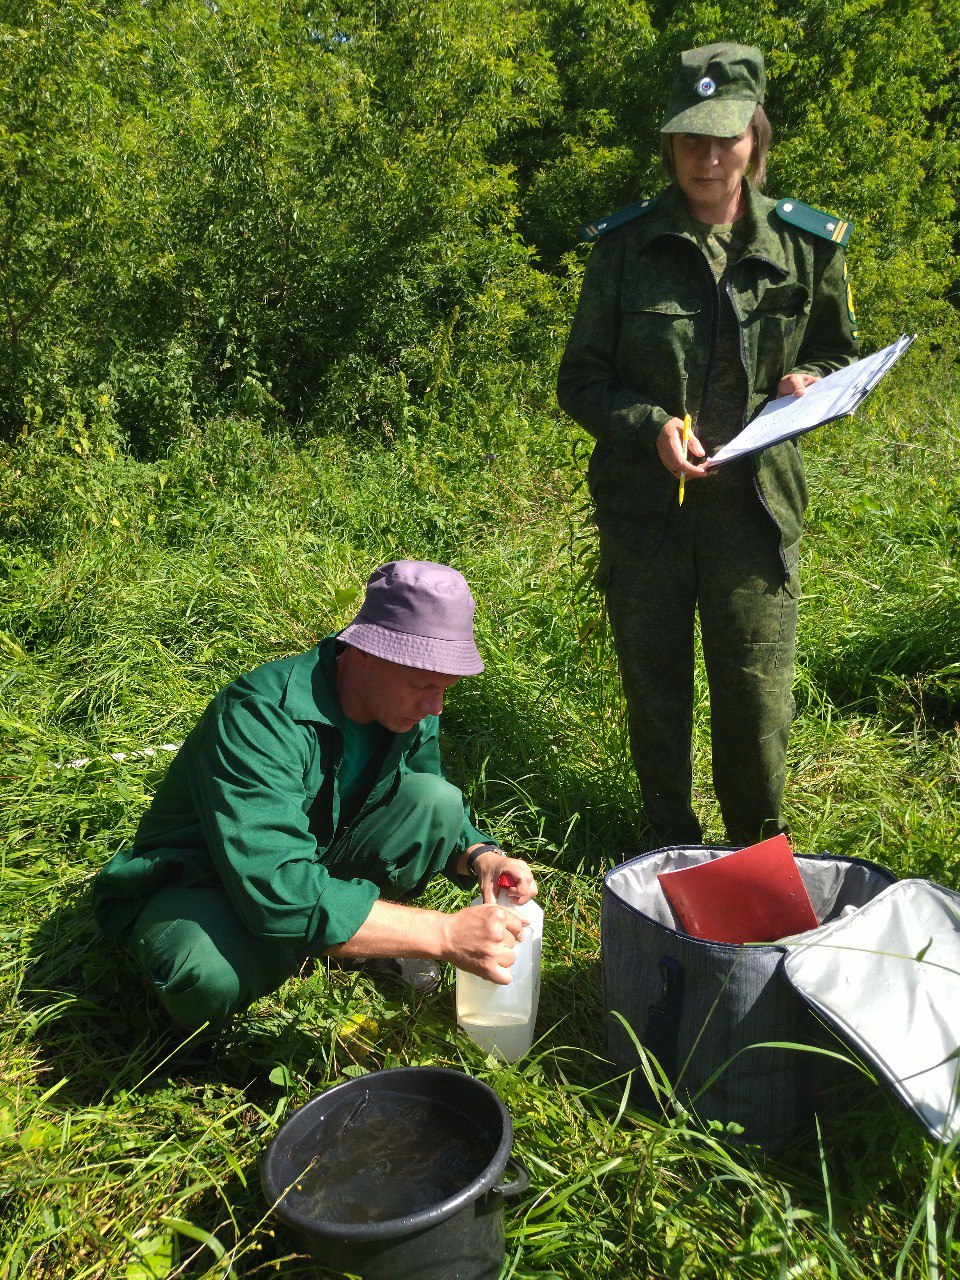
[
  {"x1": 656, "y1": 417, "x2": 711, "y2": 480},
  {"x1": 776, "y1": 372, "x2": 820, "y2": 397}
]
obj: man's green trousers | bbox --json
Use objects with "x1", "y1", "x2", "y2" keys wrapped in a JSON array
[{"x1": 123, "y1": 771, "x2": 464, "y2": 1031}]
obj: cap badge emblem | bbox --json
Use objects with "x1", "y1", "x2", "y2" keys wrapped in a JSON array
[{"x1": 696, "y1": 76, "x2": 716, "y2": 97}]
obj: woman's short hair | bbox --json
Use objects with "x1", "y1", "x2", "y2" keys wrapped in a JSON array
[{"x1": 660, "y1": 103, "x2": 772, "y2": 190}]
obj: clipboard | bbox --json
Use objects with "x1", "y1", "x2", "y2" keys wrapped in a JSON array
[{"x1": 705, "y1": 334, "x2": 916, "y2": 469}]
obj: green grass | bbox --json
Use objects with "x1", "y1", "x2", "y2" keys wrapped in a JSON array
[{"x1": 1, "y1": 359, "x2": 958, "y2": 1278}]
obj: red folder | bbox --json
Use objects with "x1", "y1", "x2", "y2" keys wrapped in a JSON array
[{"x1": 657, "y1": 836, "x2": 819, "y2": 944}]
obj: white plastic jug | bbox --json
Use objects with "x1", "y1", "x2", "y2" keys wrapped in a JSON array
[{"x1": 456, "y1": 892, "x2": 543, "y2": 1063}]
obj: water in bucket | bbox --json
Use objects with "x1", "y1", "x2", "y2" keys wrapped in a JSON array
[{"x1": 284, "y1": 1092, "x2": 493, "y2": 1224}]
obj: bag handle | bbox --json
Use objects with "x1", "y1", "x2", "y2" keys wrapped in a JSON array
[{"x1": 642, "y1": 955, "x2": 685, "y2": 1082}]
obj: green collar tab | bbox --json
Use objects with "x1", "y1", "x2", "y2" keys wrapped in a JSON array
[
  {"x1": 280, "y1": 636, "x2": 342, "y2": 728},
  {"x1": 776, "y1": 198, "x2": 853, "y2": 247},
  {"x1": 582, "y1": 197, "x2": 656, "y2": 243}
]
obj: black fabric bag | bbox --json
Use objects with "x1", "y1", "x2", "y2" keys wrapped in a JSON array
[{"x1": 602, "y1": 845, "x2": 896, "y2": 1151}]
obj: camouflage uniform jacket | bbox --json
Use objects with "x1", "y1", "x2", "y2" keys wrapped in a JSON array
[{"x1": 556, "y1": 182, "x2": 859, "y2": 560}]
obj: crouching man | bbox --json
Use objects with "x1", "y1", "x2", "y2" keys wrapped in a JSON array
[{"x1": 92, "y1": 560, "x2": 537, "y2": 1031}]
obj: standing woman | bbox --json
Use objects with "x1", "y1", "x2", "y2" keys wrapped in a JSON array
[{"x1": 557, "y1": 44, "x2": 859, "y2": 847}]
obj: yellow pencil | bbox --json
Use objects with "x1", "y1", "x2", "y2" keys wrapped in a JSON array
[{"x1": 678, "y1": 413, "x2": 692, "y2": 505}]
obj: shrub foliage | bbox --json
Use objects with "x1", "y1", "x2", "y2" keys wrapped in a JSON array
[{"x1": 0, "y1": 0, "x2": 958, "y2": 447}]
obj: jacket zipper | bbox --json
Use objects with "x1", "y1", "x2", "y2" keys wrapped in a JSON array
[
  {"x1": 699, "y1": 254, "x2": 722, "y2": 431},
  {"x1": 654, "y1": 235, "x2": 717, "y2": 553},
  {"x1": 728, "y1": 254, "x2": 791, "y2": 581}
]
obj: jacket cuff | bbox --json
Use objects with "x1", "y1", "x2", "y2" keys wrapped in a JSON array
[
  {"x1": 610, "y1": 403, "x2": 671, "y2": 456},
  {"x1": 787, "y1": 364, "x2": 825, "y2": 378},
  {"x1": 446, "y1": 861, "x2": 478, "y2": 891},
  {"x1": 460, "y1": 815, "x2": 488, "y2": 851},
  {"x1": 445, "y1": 818, "x2": 492, "y2": 889},
  {"x1": 305, "y1": 876, "x2": 381, "y2": 952}
]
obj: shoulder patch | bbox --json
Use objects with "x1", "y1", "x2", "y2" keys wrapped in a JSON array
[
  {"x1": 776, "y1": 198, "x2": 853, "y2": 246},
  {"x1": 581, "y1": 197, "x2": 656, "y2": 243}
]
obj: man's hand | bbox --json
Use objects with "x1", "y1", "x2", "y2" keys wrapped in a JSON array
[
  {"x1": 468, "y1": 849, "x2": 538, "y2": 906},
  {"x1": 776, "y1": 372, "x2": 820, "y2": 397},
  {"x1": 438, "y1": 902, "x2": 524, "y2": 984},
  {"x1": 656, "y1": 417, "x2": 711, "y2": 480},
  {"x1": 324, "y1": 897, "x2": 525, "y2": 984}
]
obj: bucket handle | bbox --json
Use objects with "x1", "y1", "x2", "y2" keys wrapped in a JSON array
[{"x1": 494, "y1": 1158, "x2": 530, "y2": 1200}]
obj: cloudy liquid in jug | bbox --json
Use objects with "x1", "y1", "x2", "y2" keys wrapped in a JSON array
[
  {"x1": 454, "y1": 1011, "x2": 534, "y2": 1062},
  {"x1": 456, "y1": 892, "x2": 543, "y2": 1063}
]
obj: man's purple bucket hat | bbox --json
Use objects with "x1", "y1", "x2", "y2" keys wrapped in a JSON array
[{"x1": 340, "y1": 560, "x2": 484, "y2": 676}]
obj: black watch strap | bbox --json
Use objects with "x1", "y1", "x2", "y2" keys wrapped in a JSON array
[{"x1": 465, "y1": 843, "x2": 505, "y2": 878}]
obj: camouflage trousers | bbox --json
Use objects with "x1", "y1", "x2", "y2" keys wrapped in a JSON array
[{"x1": 598, "y1": 474, "x2": 799, "y2": 848}]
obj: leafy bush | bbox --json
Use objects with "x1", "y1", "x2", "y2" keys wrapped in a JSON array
[
  {"x1": 2, "y1": 0, "x2": 958, "y2": 449},
  {"x1": 512, "y1": 0, "x2": 960, "y2": 349},
  {"x1": 0, "y1": 0, "x2": 564, "y2": 447}
]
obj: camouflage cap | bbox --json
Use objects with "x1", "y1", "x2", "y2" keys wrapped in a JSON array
[{"x1": 660, "y1": 43, "x2": 765, "y2": 137}]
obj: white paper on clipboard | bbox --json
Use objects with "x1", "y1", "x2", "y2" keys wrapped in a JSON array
[{"x1": 704, "y1": 334, "x2": 916, "y2": 469}]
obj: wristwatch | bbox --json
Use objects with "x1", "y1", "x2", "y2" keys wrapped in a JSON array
[{"x1": 465, "y1": 842, "x2": 505, "y2": 879}]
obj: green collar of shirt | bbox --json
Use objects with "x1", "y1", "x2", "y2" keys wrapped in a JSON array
[
  {"x1": 638, "y1": 183, "x2": 793, "y2": 273},
  {"x1": 278, "y1": 635, "x2": 344, "y2": 728},
  {"x1": 278, "y1": 635, "x2": 430, "y2": 793},
  {"x1": 279, "y1": 634, "x2": 418, "y2": 744}
]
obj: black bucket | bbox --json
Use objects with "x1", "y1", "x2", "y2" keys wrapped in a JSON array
[{"x1": 261, "y1": 1066, "x2": 529, "y2": 1280}]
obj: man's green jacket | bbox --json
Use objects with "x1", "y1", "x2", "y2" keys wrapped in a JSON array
[
  {"x1": 557, "y1": 183, "x2": 859, "y2": 558},
  {"x1": 92, "y1": 636, "x2": 486, "y2": 951}
]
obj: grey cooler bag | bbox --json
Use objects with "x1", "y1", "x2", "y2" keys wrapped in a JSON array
[{"x1": 603, "y1": 846, "x2": 960, "y2": 1151}]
